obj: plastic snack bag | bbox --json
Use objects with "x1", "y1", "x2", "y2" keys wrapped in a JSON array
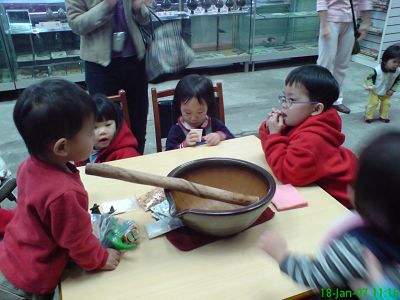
[
  {"x1": 91, "y1": 206, "x2": 139, "y2": 250},
  {"x1": 137, "y1": 188, "x2": 166, "y2": 211}
]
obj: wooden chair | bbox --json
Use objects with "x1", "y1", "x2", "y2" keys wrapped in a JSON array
[
  {"x1": 0, "y1": 178, "x2": 17, "y2": 203},
  {"x1": 151, "y1": 82, "x2": 225, "y2": 152},
  {"x1": 108, "y1": 90, "x2": 131, "y2": 129}
]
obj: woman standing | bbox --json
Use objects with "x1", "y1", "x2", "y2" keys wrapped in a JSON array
[
  {"x1": 66, "y1": 0, "x2": 150, "y2": 153},
  {"x1": 317, "y1": 0, "x2": 371, "y2": 114}
]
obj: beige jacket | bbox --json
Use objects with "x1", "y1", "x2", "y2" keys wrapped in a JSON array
[{"x1": 65, "y1": 0, "x2": 149, "y2": 66}]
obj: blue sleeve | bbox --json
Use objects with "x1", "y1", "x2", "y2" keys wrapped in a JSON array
[
  {"x1": 212, "y1": 119, "x2": 235, "y2": 139},
  {"x1": 166, "y1": 125, "x2": 186, "y2": 151}
]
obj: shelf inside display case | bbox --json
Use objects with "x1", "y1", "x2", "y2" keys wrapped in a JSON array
[
  {"x1": 252, "y1": 0, "x2": 319, "y2": 64},
  {"x1": 0, "y1": 1, "x2": 83, "y2": 89}
]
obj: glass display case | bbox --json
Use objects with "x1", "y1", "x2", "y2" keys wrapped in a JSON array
[
  {"x1": 0, "y1": 18, "x2": 14, "y2": 91},
  {"x1": 152, "y1": 0, "x2": 252, "y2": 69},
  {"x1": 252, "y1": 0, "x2": 318, "y2": 65},
  {"x1": 0, "y1": 0, "x2": 83, "y2": 89},
  {"x1": 0, "y1": 0, "x2": 319, "y2": 91}
]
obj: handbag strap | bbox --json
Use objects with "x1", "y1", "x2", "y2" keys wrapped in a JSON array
[
  {"x1": 349, "y1": 0, "x2": 359, "y2": 35},
  {"x1": 146, "y1": 6, "x2": 165, "y2": 25}
]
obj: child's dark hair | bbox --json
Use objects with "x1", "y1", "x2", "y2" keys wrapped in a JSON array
[
  {"x1": 92, "y1": 94, "x2": 123, "y2": 131},
  {"x1": 173, "y1": 74, "x2": 216, "y2": 118},
  {"x1": 285, "y1": 65, "x2": 339, "y2": 111},
  {"x1": 354, "y1": 132, "x2": 400, "y2": 239},
  {"x1": 13, "y1": 79, "x2": 97, "y2": 158},
  {"x1": 381, "y1": 43, "x2": 400, "y2": 70}
]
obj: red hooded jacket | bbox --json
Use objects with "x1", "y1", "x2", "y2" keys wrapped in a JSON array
[
  {"x1": 0, "y1": 208, "x2": 14, "y2": 238},
  {"x1": 0, "y1": 157, "x2": 108, "y2": 294},
  {"x1": 76, "y1": 121, "x2": 140, "y2": 167},
  {"x1": 259, "y1": 108, "x2": 357, "y2": 209}
]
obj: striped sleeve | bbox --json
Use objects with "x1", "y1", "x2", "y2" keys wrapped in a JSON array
[{"x1": 280, "y1": 234, "x2": 368, "y2": 288}]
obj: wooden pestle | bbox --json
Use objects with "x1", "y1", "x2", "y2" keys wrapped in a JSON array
[{"x1": 85, "y1": 163, "x2": 259, "y2": 206}]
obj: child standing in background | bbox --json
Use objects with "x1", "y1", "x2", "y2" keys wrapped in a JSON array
[
  {"x1": 0, "y1": 79, "x2": 121, "y2": 299},
  {"x1": 257, "y1": 131, "x2": 400, "y2": 294},
  {"x1": 166, "y1": 74, "x2": 234, "y2": 150},
  {"x1": 76, "y1": 94, "x2": 140, "y2": 166},
  {"x1": 364, "y1": 43, "x2": 400, "y2": 123},
  {"x1": 259, "y1": 65, "x2": 357, "y2": 208}
]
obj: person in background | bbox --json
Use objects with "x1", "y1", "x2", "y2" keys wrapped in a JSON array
[
  {"x1": 0, "y1": 157, "x2": 11, "y2": 182},
  {"x1": 257, "y1": 131, "x2": 400, "y2": 295},
  {"x1": 259, "y1": 65, "x2": 357, "y2": 208},
  {"x1": 364, "y1": 43, "x2": 400, "y2": 123},
  {"x1": 0, "y1": 79, "x2": 121, "y2": 300},
  {"x1": 166, "y1": 74, "x2": 234, "y2": 150},
  {"x1": 76, "y1": 94, "x2": 140, "y2": 167},
  {"x1": 65, "y1": 0, "x2": 151, "y2": 154},
  {"x1": 317, "y1": 0, "x2": 372, "y2": 114}
]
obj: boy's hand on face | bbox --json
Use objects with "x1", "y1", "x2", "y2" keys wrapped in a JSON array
[
  {"x1": 105, "y1": 0, "x2": 118, "y2": 9},
  {"x1": 386, "y1": 90, "x2": 394, "y2": 96},
  {"x1": 266, "y1": 111, "x2": 284, "y2": 134},
  {"x1": 204, "y1": 132, "x2": 221, "y2": 146},
  {"x1": 185, "y1": 131, "x2": 199, "y2": 147},
  {"x1": 101, "y1": 248, "x2": 121, "y2": 271},
  {"x1": 257, "y1": 230, "x2": 288, "y2": 265}
]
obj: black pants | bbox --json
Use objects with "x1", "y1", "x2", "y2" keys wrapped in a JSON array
[{"x1": 85, "y1": 56, "x2": 148, "y2": 154}]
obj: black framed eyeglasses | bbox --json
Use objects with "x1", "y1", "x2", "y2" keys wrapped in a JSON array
[{"x1": 278, "y1": 95, "x2": 319, "y2": 108}]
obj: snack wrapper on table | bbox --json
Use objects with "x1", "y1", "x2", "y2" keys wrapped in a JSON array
[
  {"x1": 137, "y1": 187, "x2": 166, "y2": 211},
  {"x1": 91, "y1": 207, "x2": 139, "y2": 250}
]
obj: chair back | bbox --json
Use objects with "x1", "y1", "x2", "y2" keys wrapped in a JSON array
[
  {"x1": 151, "y1": 82, "x2": 225, "y2": 152},
  {"x1": 108, "y1": 90, "x2": 131, "y2": 129}
]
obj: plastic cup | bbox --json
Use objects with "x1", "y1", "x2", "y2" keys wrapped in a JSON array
[{"x1": 190, "y1": 129, "x2": 203, "y2": 142}]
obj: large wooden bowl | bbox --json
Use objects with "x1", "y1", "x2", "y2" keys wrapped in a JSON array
[{"x1": 165, "y1": 158, "x2": 276, "y2": 237}]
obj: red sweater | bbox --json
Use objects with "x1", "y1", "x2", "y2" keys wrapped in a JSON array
[
  {"x1": 0, "y1": 208, "x2": 14, "y2": 238},
  {"x1": 76, "y1": 121, "x2": 140, "y2": 167},
  {"x1": 259, "y1": 108, "x2": 357, "y2": 209},
  {"x1": 0, "y1": 157, "x2": 108, "y2": 294}
]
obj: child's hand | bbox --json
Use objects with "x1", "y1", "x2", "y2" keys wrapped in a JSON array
[
  {"x1": 364, "y1": 85, "x2": 373, "y2": 91},
  {"x1": 185, "y1": 131, "x2": 200, "y2": 147},
  {"x1": 204, "y1": 132, "x2": 221, "y2": 146},
  {"x1": 100, "y1": 248, "x2": 121, "y2": 271},
  {"x1": 349, "y1": 248, "x2": 384, "y2": 293},
  {"x1": 105, "y1": 0, "x2": 118, "y2": 9},
  {"x1": 257, "y1": 230, "x2": 288, "y2": 264},
  {"x1": 386, "y1": 90, "x2": 394, "y2": 96},
  {"x1": 266, "y1": 110, "x2": 284, "y2": 134},
  {"x1": 320, "y1": 25, "x2": 330, "y2": 39}
]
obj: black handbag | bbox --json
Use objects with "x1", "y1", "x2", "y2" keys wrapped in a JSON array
[
  {"x1": 350, "y1": 0, "x2": 361, "y2": 55},
  {"x1": 139, "y1": 8, "x2": 195, "y2": 81}
]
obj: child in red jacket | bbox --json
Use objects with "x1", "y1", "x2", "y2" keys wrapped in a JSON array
[
  {"x1": 259, "y1": 65, "x2": 357, "y2": 208},
  {"x1": 76, "y1": 94, "x2": 140, "y2": 167},
  {"x1": 0, "y1": 79, "x2": 121, "y2": 299}
]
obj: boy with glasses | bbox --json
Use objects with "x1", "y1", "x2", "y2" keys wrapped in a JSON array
[{"x1": 259, "y1": 65, "x2": 357, "y2": 209}]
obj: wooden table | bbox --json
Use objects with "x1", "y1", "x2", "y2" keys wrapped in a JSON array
[{"x1": 61, "y1": 136, "x2": 349, "y2": 300}]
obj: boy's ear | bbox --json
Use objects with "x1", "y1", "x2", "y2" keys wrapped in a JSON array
[
  {"x1": 311, "y1": 103, "x2": 324, "y2": 116},
  {"x1": 52, "y1": 138, "x2": 69, "y2": 157}
]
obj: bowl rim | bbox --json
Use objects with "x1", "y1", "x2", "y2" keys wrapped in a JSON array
[{"x1": 165, "y1": 157, "x2": 276, "y2": 217}]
